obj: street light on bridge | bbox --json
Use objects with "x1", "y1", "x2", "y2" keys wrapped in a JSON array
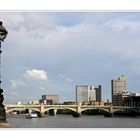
[{"x1": 0, "y1": 21, "x2": 8, "y2": 122}]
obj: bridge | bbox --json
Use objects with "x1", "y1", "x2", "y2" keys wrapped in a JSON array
[{"x1": 5, "y1": 103, "x2": 140, "y2": 117}]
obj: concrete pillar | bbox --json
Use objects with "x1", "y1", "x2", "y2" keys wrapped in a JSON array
[
  {"x1": 75, "y1": 103, "x2": 82, "y2": 117},
  {"x1": 49, "y1": 109, "x2": 57, "y2": 116},
  {"x1": 109, "y1": 105, "x2": 113, "y2": 114},
  {"x1": 104, "y1": 105, "x2": 113, "y2": 117},
  {"x1": 72, "y1": 112, "x2": 81, "y2": 117},
  {"x1": 39, "y1": 104, "x2": 45, "y2": 117},
  {"x1": 77, "y1": 103, "x2": 82, "y2": 113},
  {"x1": 53, "y1": 109, "x2": 57, "y2": 116},
  {"x1": 39, "y1": 112, "x2": 45, "y2": 117},
  {"x1": 28, "y1": 109, "x2": 32, "y2": 114},
  {"x1": 72, "y1": 103, "x2": 82, "y2": 118}
]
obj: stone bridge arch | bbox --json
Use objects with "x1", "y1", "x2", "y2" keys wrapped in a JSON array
[
  {"x1": 6, "y1": 108, "x2": 21, "y2": 113},
  {"x1": 25, "y1": 108, "x2": 40, "y2": 113},
  {"x1": 6, "y1": 107, "x2": 40, "y2": 113},
  {"x1": 81, "y1": 108, "x2": 110, "y2": 114},
  {"x1": 63, "y1": 107, "x2": 77, "y2": 113},
  {"x1": 43, "y1": 107, "x2": 56, "y2": 113},
  {"x1": 43, "y1": 107, "x2": 77, "y2": 114}
]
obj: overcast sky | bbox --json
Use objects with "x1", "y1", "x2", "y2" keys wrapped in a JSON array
[{"x1": 1, "y1": 12, "x2": 140, "y2": 103}]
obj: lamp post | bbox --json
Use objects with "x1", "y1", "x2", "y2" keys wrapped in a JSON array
[{"x1": 0, "y1": 21, "x2": 8, "y2": 122}]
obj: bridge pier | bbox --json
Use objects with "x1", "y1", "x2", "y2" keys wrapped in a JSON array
[
  {"x1": 104, "y1": 113, "x2": 113, "y2": 117},
  {"x1": 49, "y1": 109, "x2": 57, "y2": 116},
  {"x1": 38, "y1": 112, "x2": 45, "y2": 118},
  {"x1": 72, "y1": 103, "x2": 82, "y2": 118},
  {"x1": 72, "y1": 112, "x2": 81, "y2": 118},
  {"x1": 104, "y1": 106, "x2": 113, "y2": 117},
  {"x1": 38, "y1": 104, "x2": 45, "y2": 117}
]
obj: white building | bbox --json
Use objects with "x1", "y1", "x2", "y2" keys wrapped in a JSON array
[
  {"x1": 41, "y1": 95, "x2": 59, "y2": 105},
  {"x1": 76, "y1": 85, "x2": 96, "y2": 103}
]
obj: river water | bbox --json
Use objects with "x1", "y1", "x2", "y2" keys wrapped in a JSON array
[{"x1": 6, "y1": 114, "x2": 140, "y2": 128}]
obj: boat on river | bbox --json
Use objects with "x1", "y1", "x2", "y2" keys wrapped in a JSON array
[
  {"x1": 10, "y1": 112, "x2": 17, "y2": 115},
  {"x1": 26, "y1": 113, "x2": 38, "y2": 119}
]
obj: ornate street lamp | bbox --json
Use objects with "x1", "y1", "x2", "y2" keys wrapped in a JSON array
[{"x1": 0, "y1": 21, "x2": 8, "y2": 122}]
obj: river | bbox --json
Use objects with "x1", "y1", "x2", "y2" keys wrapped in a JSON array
[{"x1": 6, "y1": 114, "x2": 140, "y2": 128}]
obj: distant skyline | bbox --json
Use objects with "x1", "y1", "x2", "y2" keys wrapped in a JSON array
[{"x1": 1, "y1": 12, "x2": 140, "y2": 103}]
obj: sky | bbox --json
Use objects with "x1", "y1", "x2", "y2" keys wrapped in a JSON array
[{"x1": 1, "y1": 12, "x2": 140, "y2": 103}]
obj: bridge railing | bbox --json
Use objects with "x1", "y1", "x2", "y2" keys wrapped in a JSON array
[{"x1": 5, "y1": 104, "x2": 140, "y2": 108}]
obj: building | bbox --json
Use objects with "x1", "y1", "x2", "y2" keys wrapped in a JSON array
[
  {"x1": 39, "y1": 99, "x2": 43, "y2": 104},
  {"x1": 124, "y1": 95, "x2": 140, "y2": 107},
  {"x1": 76, "y1": 85, "x2": 102, "y2": 103},
  {"x1": 104, "y1": 99, "x2": 112, "y2": 106},
  {"x1": 112, "y1": 91, "x2": 136, "y2": 106},
  {"x1": 63, "y1": 101, "x2": 77, "y2": 105},
  {"x1": 112, "y1": 92, "x2": 128, "y2": 106},
  {"x1": 111, "y1": 75, "x2": 126, "y2": 103},
  {"x1": 82, "y1": 101, "x2": 104, "y2": 106},
  {"x1": 76, "y1": 85, "x2": 96, "y2": 103},
  {"x1": 28, "y1": 100, "x2": 39, "y2": 105},
  {"x1": 111, "y1": 75, "x2": 126, "y2": 95},
  {"x1": 76, "y1": 85, "x2": 88, "y2": 103},
  {"x1": 95, "y1": 85, "x2": 102, "y2": 102},
  {"x1": 41, "y1": 95, "x2": 59, "y2": 105}
]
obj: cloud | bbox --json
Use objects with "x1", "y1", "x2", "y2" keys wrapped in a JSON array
[
  {"x1": 66, "y1": 78, "x2": 73, "y2": 82},
  {"x1": 10, "y1": 80, "x2": 26, "y2": 89},
  {"x1": 3, "y1": 12, "x2": 140, "y2": 103},
  {"x1": 58, "y1": 73, "x2": 73, "y2": 82},
  {"x1": 39, "y1": 86, "x2": 46, "y2": 91},
  {"x1": 58, "y1": 74, "x2": 65, "y2": 79},
  {"x1": 24, "y1": 69, "x2": 48, "y2": 80}
]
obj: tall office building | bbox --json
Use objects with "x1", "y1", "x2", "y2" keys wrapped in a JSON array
[
  {"x1": 76, "y1": 85, "x2": 102, "y2": 103},
  {"x1": 111, "y1": 75, "x2": 126, "y2": 105},
  {"x1": 95, "y1": 85, "x2": 102, "y2": 102},
  {"x1": 111, "y1": 75, "x2": 126, "y2": 95}
]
